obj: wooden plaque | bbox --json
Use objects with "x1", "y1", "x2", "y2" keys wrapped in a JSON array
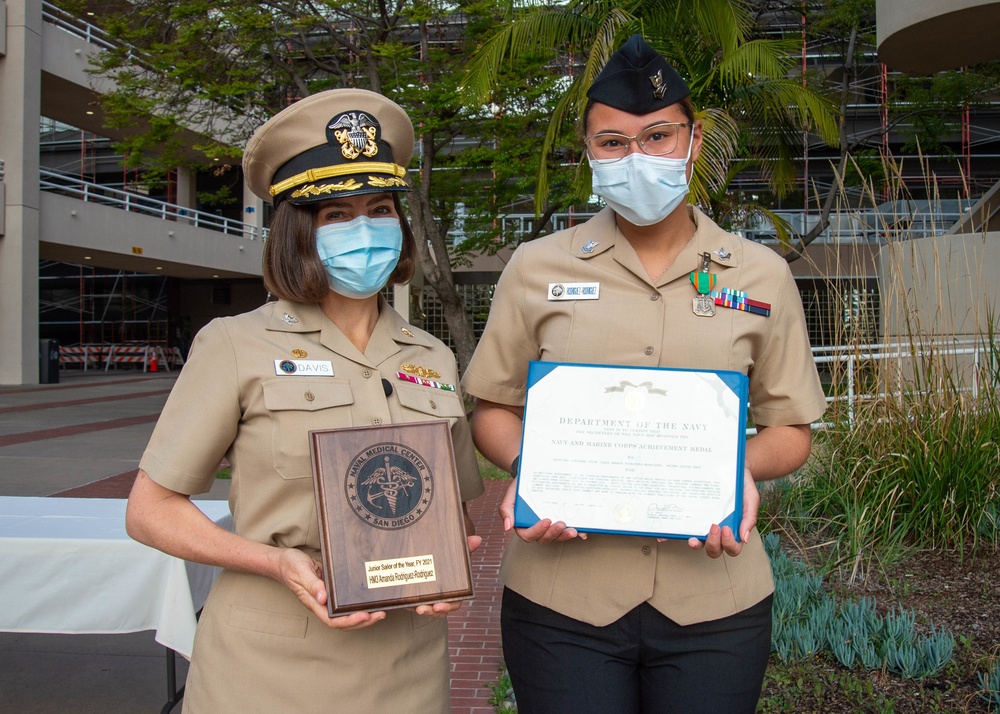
[{"x1": 310, "y1": 420, "x2": 473, "y2": 616}]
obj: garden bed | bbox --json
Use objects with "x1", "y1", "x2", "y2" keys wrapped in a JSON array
[{"x1": 758, "y1": 546, "x2": 1000, "y2": 713}]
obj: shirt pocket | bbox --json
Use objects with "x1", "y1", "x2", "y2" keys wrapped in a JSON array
[
  {"x1": 262, "y1": 379, "x2": 355, "y2": 480},
  {"x1": 395, "y1": 383, "x2": 466, "y2": 427}
]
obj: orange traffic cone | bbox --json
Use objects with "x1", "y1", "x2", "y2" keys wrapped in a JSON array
[{"x1": 150, "y1": 353, "x2": 158, "y2": 372}]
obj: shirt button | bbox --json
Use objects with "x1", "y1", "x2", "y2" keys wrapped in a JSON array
[
  {"x1": 362, "y1": 369, "x2": 373, "y2": 379},
  {"x1": 304, "y1": 391, "x2": 315, "y2": 402},
  {"x1": 650, "y1": 294, "x2": 660, "y2": 301},
  {"x1": 372, "y1": 417, "x2": 382, "y2": 426},
  {"x1": 644, "y1": 346, "x2": 654, "y2": 355},
  {"x1": 641, "y1": 545, "x2": 651, "y2": 555},
  {"x1": 429, "y1": 400, "x2": 437, "y2": 410}
]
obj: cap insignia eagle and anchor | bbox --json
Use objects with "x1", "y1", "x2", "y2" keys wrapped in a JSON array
[
  {"x1": 330, "y1": 111, "x2": 379, "y2": 161},
  {"x1": 285, "y1": 109, "x2": 408, "y2": 200}
]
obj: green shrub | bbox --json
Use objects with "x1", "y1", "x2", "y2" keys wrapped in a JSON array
[{"x1": 773, "y1": 332, "x2": 1000, "y2": 576}]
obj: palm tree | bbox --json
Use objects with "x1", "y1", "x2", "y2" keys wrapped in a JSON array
[{"x1": 461, "y1": 0, "x2": 840, "y2": 244}]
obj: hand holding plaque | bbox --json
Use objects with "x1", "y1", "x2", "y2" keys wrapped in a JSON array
[{"x1": 310, "y1": 420, "x2": 474, "y2": 616}]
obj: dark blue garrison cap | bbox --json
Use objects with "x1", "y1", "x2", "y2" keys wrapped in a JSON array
[{"x1": 586, "y1": 34, "x2": 691, "y2": 114}]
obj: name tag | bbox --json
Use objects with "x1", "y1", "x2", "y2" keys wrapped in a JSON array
[
  {"x1": 274, "y1": 359, "x2": 334, "y2": 376},
  {"x1": 548, "y1": 282, "x2": 600, "y2": 301}
]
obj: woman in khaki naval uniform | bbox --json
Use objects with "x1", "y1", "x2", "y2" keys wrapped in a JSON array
[
  {"x1": 126, "y1": 88, "x2": 484, "y2": 714},
  {"x1": 462, "y1": 36, "x2": 827, "y2": 714}
]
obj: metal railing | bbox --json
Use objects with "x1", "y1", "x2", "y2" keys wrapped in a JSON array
[
  {"x1": 40, "y1": 169, "x2": 266, "y2": 240},
  {"x1": 41, "y1": 1, "x2": 120, "y2": 52},
  {"x1": 742, "y1": 208, "x2": 966, "y2": 245},
  {"x1": 812, "y1": 336, "x2": 1000, "y2": 429},
  {"x1": 495, "y1": 206, "x2": 964, "y2": 246}
]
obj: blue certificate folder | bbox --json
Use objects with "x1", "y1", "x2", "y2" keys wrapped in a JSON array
[{"x1": 514, "y1": 361, "x2": 749, "y2": 541}]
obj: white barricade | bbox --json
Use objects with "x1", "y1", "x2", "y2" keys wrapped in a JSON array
[
  {"x1": 166, "y1": 346, "x2": 186, "y2": 368},
  {"x1": 59, "y1": 345, "x2": 100, "y2": 371}
]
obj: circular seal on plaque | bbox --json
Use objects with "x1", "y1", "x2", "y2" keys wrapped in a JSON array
[
  {"x1": 279, "y1": 360, "x2": 297, "y2": 373},
  {"x1": 345, "y1": 443, "x2": 433, "y2": 530},
  {"x1": 550, "y1": 284, "x2": 565, "y2": 298}
]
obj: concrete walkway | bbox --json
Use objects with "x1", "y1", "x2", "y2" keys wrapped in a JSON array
[{"x1": 0, "y1": 369, "x2": 507, "y2": 713}]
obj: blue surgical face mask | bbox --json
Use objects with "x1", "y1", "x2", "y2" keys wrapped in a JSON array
[
  {"x1": 589, "y1": 142, "x2": 693, "y2": 226},
  {"x1": 315, "y1": 215, "x2": 403, "y2": 299}
]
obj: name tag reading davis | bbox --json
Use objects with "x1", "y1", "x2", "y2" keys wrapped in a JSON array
[{"x1": 274, "y1": 359, "x2": 334, "y2": 376}]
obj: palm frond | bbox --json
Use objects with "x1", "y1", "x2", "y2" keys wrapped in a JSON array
[
  {"x1": 460, "y1": 10, "x2": 598, "y2": 103},
  {"x1": 693, "y1": 107, "x2": 740, "y2": 197},
  {"x1": 717, "y1": 38, "x2": 801, "y2": 87}
]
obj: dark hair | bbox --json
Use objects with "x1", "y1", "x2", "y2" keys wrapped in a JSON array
[
  {"x1": 262, "y1": 193, "x2": 417, "y2": 303},
  {"x1": 581, "y1": 96, "x2": 697, "y2": 137}
]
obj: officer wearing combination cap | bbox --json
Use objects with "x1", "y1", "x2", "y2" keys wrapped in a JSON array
[
  {"x1": 127, "y1": 88, "x2": 483, "y2": 714},
  {"x1": 463, "y1": 35, "x2": 826, "y2": 713}
]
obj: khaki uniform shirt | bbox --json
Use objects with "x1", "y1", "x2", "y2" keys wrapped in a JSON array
[
  {"x1": 140, "y1": 296, "x2": 483, "y2": 713},
  {"x1": 462, "y1": 206, "x2": 826, "y2": 627},
  {"x1": 142, "y1": 296, "x2": 483, "y2": 543}
]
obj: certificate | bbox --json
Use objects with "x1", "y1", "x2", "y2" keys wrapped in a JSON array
[{"x1": 514, "y1": 361, "x2": 748, "y2": 540}]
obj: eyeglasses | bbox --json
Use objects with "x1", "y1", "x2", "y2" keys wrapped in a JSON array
[{"x1": 584, "y1": 122, "x2": 693, "y2": 162}]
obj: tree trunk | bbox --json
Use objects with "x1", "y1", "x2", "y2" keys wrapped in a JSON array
[
  {"x1": 407, "y1": 132, "x2": 479, "y2": 374},
  {"x1": 785, "y1": 26, "x2": 859, "y2": 262}
]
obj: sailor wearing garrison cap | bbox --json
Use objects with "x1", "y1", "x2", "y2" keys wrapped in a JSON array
[
  {"x1": 462, "y1": 34, "x2": 826, "y2": 714},
  {"x1": 127, "y1": 86, "x2": 483, "y2": 714},
  {"x1": 586, "y1": 33, "x2": 691, "y2": 113}
]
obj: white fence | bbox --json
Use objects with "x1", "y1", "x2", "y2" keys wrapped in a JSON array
[{"x1": 812, "y1": 336, "x2": 999, "y2": 430}]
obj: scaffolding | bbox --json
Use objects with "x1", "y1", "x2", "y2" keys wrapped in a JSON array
[{"x1": 39, "y1": 261, "x2": 170, "y2": 347}]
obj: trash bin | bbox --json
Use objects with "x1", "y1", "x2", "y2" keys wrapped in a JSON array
[{"x1": 39, "y1": 339, "x2": 60, "y2": 384}]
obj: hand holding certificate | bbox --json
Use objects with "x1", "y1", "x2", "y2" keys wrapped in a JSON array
[{"x1": 514, "y1": 362, "x2": 749, "y2": 540}]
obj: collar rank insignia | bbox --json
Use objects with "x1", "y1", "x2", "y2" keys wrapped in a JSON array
[
  {"x1": 715, "y1": 248, "x2": 732, "y2": 261},
  {"x1": 649, "y1": 69, "x2": 667, "y2": 100},
  {"x1": 400, "y1": 327, "x2": 415, "y2": 337},
  {"x1": 328, "y1": 112, "x2": 379, "y2": 161},
  {"x1": 581, "y1": 240, "x2": 599, "y2": 254},
  {"x1": 281, "y1": 313, "x2": 299, "y2": 325}
]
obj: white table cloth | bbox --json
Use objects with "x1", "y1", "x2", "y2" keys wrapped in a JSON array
[{"x1": 0, "y1": 496, "x2": 231, "y2": 659}]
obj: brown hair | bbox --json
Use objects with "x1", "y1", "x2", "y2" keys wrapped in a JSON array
[
  {"x1": 581, "y1": 95, "x2": 697, "y2": 137},
  {"x1": 262, "y1": 193, "x2": 417, "y2": 303}
]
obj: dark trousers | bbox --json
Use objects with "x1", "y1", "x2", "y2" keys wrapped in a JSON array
[{"x1": 501, "y1": 587, "x2": 773, "y2": 714}]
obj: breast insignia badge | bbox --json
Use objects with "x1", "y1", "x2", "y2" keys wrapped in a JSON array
[
  {"x1": 400, "y1": 364, "x2": 441, "y2": 379},
  {"x1": 397, "y1": 364, "x2": 455, "y2": 391},
  {"x1": 291, "y1": 349, "x2": 308, "y2": 358}
]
